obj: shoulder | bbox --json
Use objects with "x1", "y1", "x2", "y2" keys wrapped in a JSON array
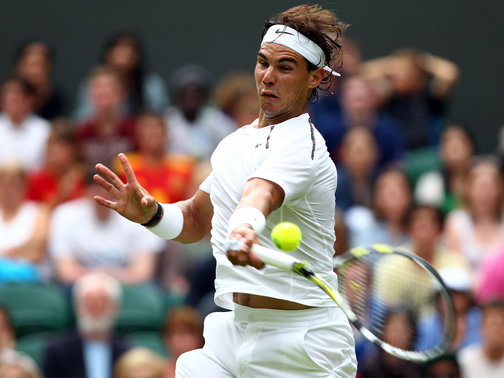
[
  {"x1": 445, "y1": 208, "x2": 470, "y2": 226},
  {"x1": 458, "y1": 343, "x2": 481, "y2": 363},
  {"x1": 144, "y1": 72, "x2": 166, "y2": 85},
  {"x1": 46, "y1": 331, "x2": 81, "y2": 350},
  {"x1": 26, "y1": 115, "x2": 51, "y2": 134},
  {"x1": 52, "y1": 198, "x2": 89, "y2": 220}
]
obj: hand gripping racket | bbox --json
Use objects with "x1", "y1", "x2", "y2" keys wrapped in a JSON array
[{"x1": 225, "y1": 240, "x2": 455, "y2": 362}]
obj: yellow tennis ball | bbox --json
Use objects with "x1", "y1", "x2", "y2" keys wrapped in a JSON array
[{"x1": 271, "y1": 222, "x2": 302, "y2": 251}]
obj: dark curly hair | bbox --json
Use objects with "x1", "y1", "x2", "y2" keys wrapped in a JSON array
[{"x1": 263, "y1": 4, "x2": 348, "y2": 103}]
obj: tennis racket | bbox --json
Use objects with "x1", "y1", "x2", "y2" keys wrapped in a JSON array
[{"x1": 225, "y1": 240, "x2": 455, "y2": 362}]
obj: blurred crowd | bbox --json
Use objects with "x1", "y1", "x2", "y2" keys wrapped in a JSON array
[{"x1": 0, "y1": 31, "x2": 503, "y2": 378}]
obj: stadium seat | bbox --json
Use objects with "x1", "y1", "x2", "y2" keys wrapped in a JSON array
[
  {"x1": 16, "y1": 331, "x2": 54, "y2": 366},
  {"x1": 126, "y1": 331, "x2": 168, "y2": 357},
  {"x1": 404, "y1": 147, "x2": 441, "y2": 186},
  {"x1": 0, "y1": 283, "x2": 70, "y2": 337},
  {"x1": 115, "y1": 284, "x2": 165, "y2": 334}
]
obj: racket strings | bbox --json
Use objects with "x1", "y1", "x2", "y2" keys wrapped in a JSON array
[{"x1": 335, "y1": 250, "x2": 455, "y2": 357}]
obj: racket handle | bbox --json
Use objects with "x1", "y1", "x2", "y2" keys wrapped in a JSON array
[
  {"x1": 224, "y1": 239, "x2": 301, "y2": 272},
  {"x1": 251, "y1": 244, "x2": 301, "y2": 271}
]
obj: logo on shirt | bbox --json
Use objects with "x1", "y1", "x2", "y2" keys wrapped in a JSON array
[{"x1": 255, "y1": 143, "x2": 263, "y2": 148}]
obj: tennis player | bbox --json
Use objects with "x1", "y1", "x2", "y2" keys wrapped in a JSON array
[{"x1": 94, "y1": 4, "x2": 357, "y2": 377}]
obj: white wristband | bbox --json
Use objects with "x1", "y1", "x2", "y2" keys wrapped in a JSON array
[
  {"x1": 145, "y1": 203, "x2": 183, "y2": 240},
  {"x1": 228, "y1": 206, "x2": 266, "y2": 235}
]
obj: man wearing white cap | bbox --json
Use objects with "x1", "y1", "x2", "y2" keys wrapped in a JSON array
[{"x1": 93, "y1": 4, "x2": 356, "y2": 377}]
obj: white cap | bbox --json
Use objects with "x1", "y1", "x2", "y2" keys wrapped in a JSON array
[{"x1": 438, "y1": 266, "x2": 472, "y2": 292}]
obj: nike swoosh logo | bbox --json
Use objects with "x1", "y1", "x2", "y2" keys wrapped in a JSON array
[
  {"x1": 255, "y1": 143, "x2": 263, "y2": 148},
  {"x1": 275, "y1": 29, "x2": 294, "y2": 35}
]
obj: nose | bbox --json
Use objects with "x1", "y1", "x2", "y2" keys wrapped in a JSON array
[{"x1": 262, "y1": 66, "x2": 275, "y2": 85}]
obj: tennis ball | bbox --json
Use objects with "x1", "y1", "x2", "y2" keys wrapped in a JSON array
[{"x1": 271, "y1": 222, "x2": 302, "y2": 251}]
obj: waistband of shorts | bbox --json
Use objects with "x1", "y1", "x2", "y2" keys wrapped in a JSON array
[{"x1": 233, "y1": 303, "x2": 340, "y2": 325}]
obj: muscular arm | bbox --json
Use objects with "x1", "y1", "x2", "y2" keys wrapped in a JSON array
[
  {"x1": 238, "y1": 177, "x2": 285, "y2": 216},
  {"x1": 226, "y1": 177, "x2": 285, "y2": 268},
  {"x1": 94, "y1": 153, "x2": 213, "y2": 244},
  {"x1": 173, "y1": 189, "x2": 213, "y2": 243}
]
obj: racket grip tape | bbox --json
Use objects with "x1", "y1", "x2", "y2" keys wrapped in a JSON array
[
  {"x1": 251, "y1": 244, "x2": 301, "y2": 271},
  {"x1": 223, "y1": 239, "x2": 300, "y2": 271}
]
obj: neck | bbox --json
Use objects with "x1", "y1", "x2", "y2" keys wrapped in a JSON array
[
  {"x1": 344, "y1": 110, "x2": 374, "y2": 127},
  {"x1": 257, "y1": 108, "x2": 306, "y2": 128},
  {"x1": 8, "y1": 113, "x2": 28, "y2": 126},
  {"x1": 484, "y1": 345, "x2": 504, "y2": 362},
  {"x1": 413, "y1": 243, "x2": 435, "y2": 262},
  {"x1": 143, "y1": 149, "x2": 164, "y2": 163},
  {"x1": 1, "y1": 201, "x2": 22, "y2": 220}
]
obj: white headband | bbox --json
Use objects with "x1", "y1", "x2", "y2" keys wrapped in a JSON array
[{"x1": 261, "y1": 24, "x2": 341, "y2": 77}]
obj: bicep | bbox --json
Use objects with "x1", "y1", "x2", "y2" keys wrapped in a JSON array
[{"x1": 239, "y1": 178, "x2": 285, "y2": 217}]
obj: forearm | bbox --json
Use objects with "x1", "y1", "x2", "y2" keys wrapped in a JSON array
[
  {"x1": 145, "y1": 189, "x2": 213, "y2": 244},
  {"x1": 55, "y1": 258, "x2": 90, "y2": 284},
  {"x1": 105, "y1": 253, "x2": 155, "y2": 284},
  {"x1": 173, "y1": 200, "x2": 213, "y2": 243}
]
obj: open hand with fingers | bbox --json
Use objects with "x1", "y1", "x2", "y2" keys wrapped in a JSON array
[{"x1": 93, "y1": 153, "x2": 158, "y2": 224}]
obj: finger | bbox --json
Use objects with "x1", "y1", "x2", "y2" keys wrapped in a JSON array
[
  {"x1": 118, "y1": 153, "x2": 139, "y2": 185},
  {"x1": 95, "y1": 163, "x2": 125, "y2": 190},
  {"x1": 141, "y1": 195, "x2": 157, "y2": 208},
  {"x1": 93, "y1": 174, "x2": 120, "y2": 197},
  {"x1": 249, "y1": 251, "x2": 265, "y2": 270},
  {"x1": 93, "y1": 195, "x2": 117, "y2": 210},
  {"x1": 226, "y1": 250, "x2": 247, "y2": 266}
]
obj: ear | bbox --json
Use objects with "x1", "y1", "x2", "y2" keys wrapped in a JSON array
[{"x1": 308, "y1": 67, "x2": 327, "y2": 89}]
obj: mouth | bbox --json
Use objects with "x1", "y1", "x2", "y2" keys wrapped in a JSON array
[{"x1": 261, "y1": 91, "x2": 278, "y2": 99}]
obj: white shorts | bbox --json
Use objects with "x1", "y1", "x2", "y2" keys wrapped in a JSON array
[{"x1": 176, "y1": 304, "x2": 357, "y2": 377}]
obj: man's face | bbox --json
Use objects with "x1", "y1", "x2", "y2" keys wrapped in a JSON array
[
  {"x1": 89, "y1": 73, "x2": 123, "y2": 113},
  {"x1": 77, "y1": 287, "x2": 117, "y2": 336},
  {"x1": 482, "y1": 307, "x2": 504, "y2": 350},
  {"x1": 254, "y1": 43, "x2": 322, "y2": 125},
  {"x1": 0, "y1": 83, "x2": 33, "y2": 119}
]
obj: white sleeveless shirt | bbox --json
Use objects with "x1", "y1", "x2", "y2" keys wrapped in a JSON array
[{"x1": 200, "y1": 113, "x2": 339, "y2": 310}]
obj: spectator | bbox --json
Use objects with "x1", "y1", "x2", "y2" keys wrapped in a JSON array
[
  {"x1": 335, "y1": 126, "x2": 379, "y2": 212},
  {"x1": 444, "y1": 157, "x2": 504, "y2": 273},
  {"x1": 421, "y1": 353, "x2": 461, "y2": 378},
  {"x1": 26, "y1": 119, "x2": 85, "y2": 208},
  {"x1": 0, "y1": 162, "x2": 50, "y2": 283},
  {"x1": 458, "y1": 300, "x2": 504, "y2": 378},
  {"x1": 362, "y1": 49, "x2": 459, "y2": 151},
  {"x1": 405, "y1": 204, "x2": 470, "y2": 271},
  {"x1": 48, "y1": 172, "x2": 165, "y2": 285},
  {"x1": 414, "y1": 125, "x2": 476, "y2": 214},
  {"x1": 165, "y1": 64, "x2": 235, "y2": 161},
  {"x1": 42, "y1": 272, "x2": 130, "y2": 378},
  {"x1": 162, "y1": 306, "x2": 204, "y2": 378},
  {"x1": 475, "y1": 241, "x2": 504, "y2": 304},
  {"x1": 15, "y1": 40, "x2": 66, "y2": 120},
  {"x1": 0, "y1": 349, "x2": 41, "y2": 378},
  {"x1": 309, "y1": 38, "x2": 363, "y2": 127},
  {"x1": 112, "y1": 113, "x2": 196, "y2": 204},
  {"x1": 346, "y1": 167, "x2": 412, "y2": 248},
  {"x1": 73, "y1": 31, "x2": 168, "y2": 121},
  {"x1": 75, "y1": 66, "x2": 137, "y2": 167},
  {"x1": 333, "y1": 209, "x2": 349, "y2": 256},
  {"x1": 359, "y1": 306, "x2": 421, "y2": 378},
  {"x1": 113, "y1": 347, "x2": 165, "y2": 378},
  {"x1": 0, "y1": 305, "x2": 15, "y2": 352},
  {"x1": 314, "y1": 75, "x2": 405, "y2": 168},
  {"x1": 417, "y1": 266, "x2": 481, "y2": 353},
  {"x1": 0, "y1": 75, "x2": 51, "y2": 172},
  {"x1": 212, "y1": 71, "x2": 260, "y2": 128}
]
